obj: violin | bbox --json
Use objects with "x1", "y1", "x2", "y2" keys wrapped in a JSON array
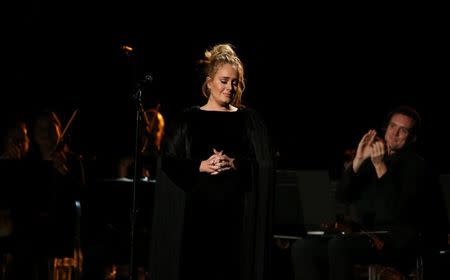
[
  {"x1": 321, "y1": 220, "x2": 385, "y2": 251},
  {"x1": 53, "y1": 108, "x2": 79, "y2": 154}
]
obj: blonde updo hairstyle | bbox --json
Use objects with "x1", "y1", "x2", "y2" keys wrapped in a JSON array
[{"x1": 200, "y1": 43, "x2": 246, "y2": 108}]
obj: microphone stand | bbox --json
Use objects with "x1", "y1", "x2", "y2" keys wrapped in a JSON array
[
  {"x1": 121, "y1": 45, "x2": 152, "y2": 280},
  {"x1": 129, "y1": 83, "x2": 144, "y2": 280}
]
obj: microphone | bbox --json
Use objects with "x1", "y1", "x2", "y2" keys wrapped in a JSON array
[
  {"x1": 137, "y1": 74, "x2": 153, "y2": 87},
  {"x1": 141, "y1": 74, "x2": 153, "y2": 84}
]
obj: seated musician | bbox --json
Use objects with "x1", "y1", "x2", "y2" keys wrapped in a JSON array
[
  {"x1": 0, "y1": 118, "x2": 31, "y2": 277},
  {"x1": 290, "y1": 105, "x2": 448, "y2": 280},
  {"x1": 82, "y1": 107, "x2": 164, "y2": 280},
  {"x1": 8, "y1": 109, "x2": 84, "y2": 279},
  {"x1": 117, "y1": 107, "x2": 165, "y2": 181}
]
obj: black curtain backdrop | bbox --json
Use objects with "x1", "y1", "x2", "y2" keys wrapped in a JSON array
[{"x1": 2, "y1": 3, "x2": 448, "y2": 173}]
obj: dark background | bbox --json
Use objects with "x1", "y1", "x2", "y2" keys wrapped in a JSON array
[{"x1": 2, "y1": 3, "x2": 449, "y2": 173}]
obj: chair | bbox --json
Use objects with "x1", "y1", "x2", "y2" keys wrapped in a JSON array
[
  {"x1": 367, "y1": 254, "x2": 423, "y2": 280},
  {"x1": 365, "y1": 173, "x2": 450, "y2": 280}
]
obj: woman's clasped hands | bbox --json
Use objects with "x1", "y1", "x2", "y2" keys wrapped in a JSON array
[{"x1": 200, "y1": 148, "x2": 236, "y2": 175}]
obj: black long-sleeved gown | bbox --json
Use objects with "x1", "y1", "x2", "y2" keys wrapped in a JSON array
[{"x1": 149, "y1": 106, "x2": 275, "y2": 280}]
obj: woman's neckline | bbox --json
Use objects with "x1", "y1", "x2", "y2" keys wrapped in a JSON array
[{"x1": 199, "y1": 104, "x2": 238, "y2": 112}]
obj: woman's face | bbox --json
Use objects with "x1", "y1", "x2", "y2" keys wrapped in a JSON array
[
  {"x1": 7, "y1": 123, "x2": 30, "y2": 157},
  {"x1": 34, "y1": 117, "x2": 62, "y2": 149},
  {"x1": 206, "y1": 63, "x2": 239, "y2": 107}
]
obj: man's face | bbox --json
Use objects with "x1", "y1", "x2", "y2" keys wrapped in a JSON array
[{"x1": 384, "y1": 113, "x2": 414, "y2": 153}]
